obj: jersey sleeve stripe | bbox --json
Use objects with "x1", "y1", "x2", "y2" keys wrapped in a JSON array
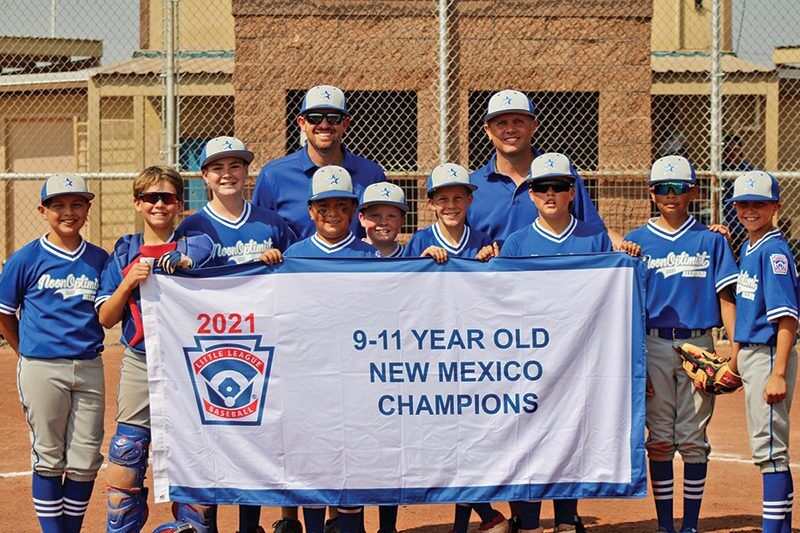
[
  {"x1": 766, "y1": 307, "x2": 799, "y2": 322},
  {"x1": 714, "y1": 273, "x2": 739, "y2": 291},
  {"x1": 93, "y1": 294, "x2": 111, "y2": 310},
  {"x1": 0, "y1": 301, "x2": 18, "y2": 314}
]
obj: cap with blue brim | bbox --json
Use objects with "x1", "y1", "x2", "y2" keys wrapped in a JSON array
[
  {"x1": 649, "y1": 155, "x2": 697, "y2": 185},
  {"x1": 308, "y1": 165, "x2": 359, "y2": 202},
  {"x1": 426, "y1": 163, "x2": 478, "y2": 196},
  {"x1": 199, "y1": 136, "x2": 254, "y2": 168},
  {"x1": 301, "y1": 85, "x2": 348, "y2": 114},
  {"x1": 360, "y1": 182, "x2": 408, "y2": 213},
  {"x1": 727, "y1": 170, "x2": 780, "y2": 203},
  {"x1": 483, "y1": 89, "x2": 536, "y2": 122},
  {"x1": 529, "y1": 152, "x2": 577, "y2": 183},
  {"x1": 41, "y1": 174, "x2": 95, "y2": 203}
]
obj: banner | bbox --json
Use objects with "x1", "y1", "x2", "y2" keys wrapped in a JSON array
[{"x1": 141, "y1": 253, "x2": 647, "y2": 506}]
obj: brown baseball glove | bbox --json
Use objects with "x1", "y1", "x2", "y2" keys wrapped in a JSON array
[{"x1": 673, "y1": 342, "x2": 742, "y2": 395}]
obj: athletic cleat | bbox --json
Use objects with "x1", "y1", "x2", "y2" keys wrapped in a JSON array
[
  {"x1": 324, "y1": 517, "x2": 339, "y2": 533},
  {"x1": 376, "y1": 529, "x2": 397, "y2": 533},
  {"x1": 152, "y1": 522, "x2": 196, "y2": 533},
  {"x1": 553, "y1": 526, "x2": 575, "y2": 532},
  {"x1": 274, "y1": 519, "x2": 303, "y2": 533},
  {"x1": 480, "y1": 511, "x2": 510, "y2": 533}
]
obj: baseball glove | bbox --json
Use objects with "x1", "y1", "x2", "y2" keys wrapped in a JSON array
[{"x1": 673, "y1": 342, "x2": 742, "y2": 395}]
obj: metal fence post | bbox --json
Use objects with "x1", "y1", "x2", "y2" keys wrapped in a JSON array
[
  {"x1": 438, "y1": 0, "x2": 449, "y2": 165},
  {"x1": 164, "y1": 0, "x2": 178, "y2": 167},
  {"x1": 710, "y1": 0, "x2": 723, "y2": 225}
]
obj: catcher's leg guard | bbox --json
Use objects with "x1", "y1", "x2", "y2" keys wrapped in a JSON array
[
  {"x1": 175, "y1": 503, "x2": 218, "y2": 533},
  {"x1": 107, "y1": 423, "x2": 152, "y2": 532}
]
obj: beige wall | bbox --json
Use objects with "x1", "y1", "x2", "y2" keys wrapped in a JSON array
[
  {"x1": 146, "y1": 0, "x2": 235, "y2": 51},
  {"x1": 651, "y1": 0, "x2": 732, "y2": 52}
]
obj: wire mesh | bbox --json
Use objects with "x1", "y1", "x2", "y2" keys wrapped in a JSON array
[{"x1": 0, "y1": 0, "x2": 798, "y2": 261}]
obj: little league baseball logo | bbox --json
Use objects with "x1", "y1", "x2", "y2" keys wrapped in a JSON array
[{"x1": 183, "y1": 335, "x2": 274, "y2": 425}]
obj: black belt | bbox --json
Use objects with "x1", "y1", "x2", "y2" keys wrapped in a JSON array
[{"x1": 647, "y1": 328, "x2": 708, "y2": 340}]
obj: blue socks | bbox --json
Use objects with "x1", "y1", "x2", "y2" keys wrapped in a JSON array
[
  {"x1": 379, "y1": 505, "x2": 398, "y2": 532},
  {"x1": 32, "y1": 473, "x2": 64, "y2": 533},
  {"x1": 337, "y1": 507, "x2": 363, "y2": 533},
  {"x1": 680, "y1": 462, "x2": 706, "y2": 532},
  {"x1": 62, "y1": 477, "x2": 93, "y2": 533},
  {"x1": 763, "y1": 471, "x2": 793, "y2": 533},
  {"x1": 650, "y1": 460, "x2": 675, "y2": 532},
  {"x1": 453, "y1": 504, "x2": 472, "y2": 533}
]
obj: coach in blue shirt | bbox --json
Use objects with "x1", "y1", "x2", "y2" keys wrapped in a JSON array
[
  {"x1": 468, "y1": 89, "x2": 621, "y2": 246},
  {"x1": 253, "y1": 85, "x2": 386, "y2": 239}
]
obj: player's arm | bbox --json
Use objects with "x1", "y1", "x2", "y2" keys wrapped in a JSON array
[
  {"x1": 97, "y1": 262, "x2": 151, "y2": 328},
  {"x1": 717, "y1": 285, "x2": 739, "y2": 372},
  {"x1": 707, "y1": 224, "x2": 733, "y2": 246},
  {"x1": 764, "y1": 315, "x2": 798, "y2": 404},
  {"x1": 0, "y1": 313, "x2": 20, "y2": 354},
  {"x1": 607, "y1": 229, "x2": 625, "y2": 249}
]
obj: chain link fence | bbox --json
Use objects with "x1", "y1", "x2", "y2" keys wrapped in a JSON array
[{"x1": 0, "y1": 0, "x2": 798, "y2": 258}]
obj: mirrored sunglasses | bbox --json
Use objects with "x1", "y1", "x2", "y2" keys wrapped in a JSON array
[{"x1": 651, "y1": 182, "x2": 694, "y2": 196}]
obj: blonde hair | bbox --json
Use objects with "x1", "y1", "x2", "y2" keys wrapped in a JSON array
[{"x1": 133, "y1": 165, "x2": 184, "y2": 198}]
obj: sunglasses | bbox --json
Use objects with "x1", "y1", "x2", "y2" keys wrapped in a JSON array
[
  {"x1": 135, "y1": 192, "x2": 179, "y2": 205},
  {"x1": 651, "y1": 182, "x2": 694, "y2": 196},
  {"x1": 530, "y1": 180, "x2": 572, "y2": 194},
  {"x1": 303, "y1": 112, "x2": 345, "y2": 125}
]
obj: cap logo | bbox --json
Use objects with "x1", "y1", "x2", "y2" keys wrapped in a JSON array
[
  {"x1": 502, "y1": 95, "x2": 513, "y2": 105},
  {"x1": 545, "y1": 158, "x2": 556, "y2": 168},
  {"x1": 63, "y1": 176, "x2": 74, "y2": 188},
  {"x1": 321, "y1": 89, "x2": 332, "y2": 100},
  {"x1": 329, "y1": 174, "x2": 341, "y2": 185},
  {"x1": 448, "y1": 167, "x2": 459, "y2": 178},
  {"x1": 380, "y1": 187, "x2": 391, "y2": 197},
  {"x1": 665, "y1": 163, "x2": 675, "y2": 174},
  {"x1": 746, "y1": 177, "x2": 757, "y2": 189},
  {"x1": 223, "y1": 140, "x2": 234, "y2": 150}
]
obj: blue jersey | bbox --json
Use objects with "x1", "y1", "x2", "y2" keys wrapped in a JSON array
[
  {"x1": 253, "y1": 146, "x2": 385, "y2": 239},
  {"x1": 625, "y1": 216, "x2": 739, "y2": 330},
  {"x1": 378, "y1": 243, "x2": 405, "y2": 258},
  {"x1": 284, "y1": 233, "x2": 378, "y2": 258},
  {"x1": 95, "y1": 231, "x2": 214, "y2": 354},
  {"x1": 0, "y1": 237, "x2": 108, "y2": 359},
  {"x1": 734, "y1": 229, "x2": 799, "y2": 345},
  {"x1": 500, "y1": 216, "x2": 611, "y2": 257},
  {"x1": 177, "y1": 202, "x2": 296, "y2": 267},
  {"x1": 468, "y1": 153, "x2": 604, "y2": 245},
  {"x1": 404, "y1": 224, "x2": 492, "y2": 259}
]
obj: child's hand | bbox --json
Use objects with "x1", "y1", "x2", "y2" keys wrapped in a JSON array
[
  {"x1": 615, "y1": 240, "x2": 642, "y2": 257},
  {"x1": 421, "y1": 246, "x2": 448, "y2": 264},
  {"x1": 123, "y1": 262, "x2": 151, "y2": 289},
  {"x1": 259, "y1": 248, "x2": 284, "y2": 265},
  {"x1": 157, "y1": 251, "x2": 194, "y2": 274},
  {"x1": 764, "y1": 373, "x2": 787, "y2": 404},
  {"x1": 646, "y1": 373, "x2": 654, "y2": 398},
  {"x1": 475, "y1": 242, "x2": 500, "y2": 262},
  {"x1": 708, "y1": 224, "x2": 732, "y2": 245}
]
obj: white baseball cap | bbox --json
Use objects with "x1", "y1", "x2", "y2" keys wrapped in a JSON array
[
  {"x1": 728, "y1": 170, "x2": 780, "y2": 203},
  {"x1": 301, "y1": 85, "x2": 348, "y2": 114},
  {"x1": 360, "y1": 182, "x2": 409, "y2": 213},
  {"x1": 529, "y1": 153, "x2": 578, "y2": 183},
  {"x1": 199, "y1": 136, "x2": 254, "y2": 168},
  {"x1": 426, "y1": 163, "x2": 478, "y2": 196},
  {"x1": 649, "y1": 155, "x2": 696, "y2": 185},
  {"x1": 308, "y1": 165, "x2": 358, "y2": 202},
  {"x1": 41, "y1": 173, "x2": 94, "y2": 203},
  {"x1": 484, "y1": 89, "x2": 536, "y2": 122}
]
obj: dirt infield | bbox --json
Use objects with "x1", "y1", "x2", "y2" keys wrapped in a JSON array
[{"x1": 0, "y1": 344, "x2": 797, "y2": 532}]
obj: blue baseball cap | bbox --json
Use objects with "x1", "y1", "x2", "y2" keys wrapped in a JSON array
[
  {"x1": 41, "y1": 174, "x2": 94, "y2": 204},
  {"x1": 727, "y1": 170, "x2": 780, "y2": 203},
  {"x1": 199, "y1": 136, "x2": 254, "y2": 168},
  {"x1": 427, "y1": 163, "x2": 478, "y2": 196},
  {"x1": 484, "y1": 90, "x2": 536, "y2": 123},
  {"x1": 308, "y1": 165, "x2": 359, "y2": 202},
  {"x1": 360, "y1": 182, "x2": 409, "y2": 213},
  {"x1": 301, "y1": 85, "x2": 348, "y2": 114},
  {"x1": 529, "y1": 153, "x2": 578, "y2": 183},
  {"x1": 649, "y1": 155, "x2": 697, "y2": 185}
]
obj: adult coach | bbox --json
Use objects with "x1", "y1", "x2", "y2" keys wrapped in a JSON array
[
  {"x1": 468, "y1": 89, "x2": 621, "y2": 246},
  {"x1": 253, "y1": 85, "x2": 386, "y2": 239}
]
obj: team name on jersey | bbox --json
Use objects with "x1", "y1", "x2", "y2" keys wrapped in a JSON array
[
  {"x1": 736, "y1": 270, "x2": 759, "y2": 301},
  {"x1": 37, "y1": 273, "x2": 99, "y2": 301},
  {"x1": 213, "y1": 238, "x2": 274, "y2": 264},
  {"x1": 643, "y1": 251, "x2": 710, "y2": 278}
]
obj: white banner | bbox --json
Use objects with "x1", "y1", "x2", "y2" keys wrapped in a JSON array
[{"x1": 141, "y1": 254, "x2": 647, "y2": 506}]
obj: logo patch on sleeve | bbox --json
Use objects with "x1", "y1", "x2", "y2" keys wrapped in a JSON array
[{"x1": 770, "y1": 254, "x2": 789, "y2": 275}]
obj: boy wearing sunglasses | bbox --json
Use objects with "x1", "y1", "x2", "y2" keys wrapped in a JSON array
[
  {"x1": 624, "y1": 156, "x2": 738, "y2": 533},
  {"x1": 95, "y1": 165, "x2": 214, "y2": 533},
  {"x1": 498, "y1": 152, "x2": 628, "y2": 533},
  {"x1": 253, "y1": 85, "x2": 385, "y2": 241}
]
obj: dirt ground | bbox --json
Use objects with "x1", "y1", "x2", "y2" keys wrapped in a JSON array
[{"x1": 0, "y1": 344, "x2": 797, "y2": 532}]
